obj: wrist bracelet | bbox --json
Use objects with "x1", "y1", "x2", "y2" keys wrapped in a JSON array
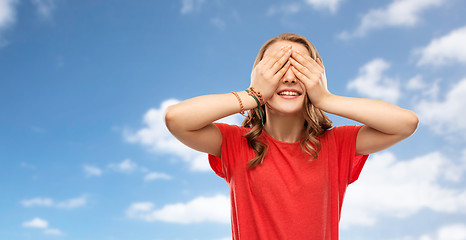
[
  {"x1": 246, "y1": 88, "x2": 265, "y2": 126},
  {"x1": 248, "y1": 87, "x2": 265, "y2": 105},
  {"x1": 245, "y1": 89, "x2": 261, "y2": 108},
  {"x1": 231, "y1": 92, "x2": 247, "y2": 116}
]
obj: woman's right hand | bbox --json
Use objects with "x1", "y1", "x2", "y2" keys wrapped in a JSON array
[{"x1": 250, "y1": 45, "x2": 292, "y2": 101}]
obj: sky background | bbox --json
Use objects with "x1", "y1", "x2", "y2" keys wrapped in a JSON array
[{"x1": 1, "y1": 0, "x2": 466, "y2": 239}]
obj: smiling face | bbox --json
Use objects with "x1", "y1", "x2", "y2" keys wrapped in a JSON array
[{"x1": 263, "y1": 40, "x2": 309, "y2": 116}]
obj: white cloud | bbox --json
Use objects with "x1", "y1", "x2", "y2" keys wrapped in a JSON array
[
  {"x1": 415, "y1": 78, "x2": 466, "y2": 136},
  {"x1": 398, "y1": 224, "x2": 466, "y2": 240},
  {"x1": 347, "y1": 58, "x2": 401, "y2": 103},
  {"x1": 416, "y1": 26, "x2": 466, "y2": 66},
  {"x1": 21, "y1": 195, "x2": 87, "y2": 209},
  {"x1": 44, "y1": 228, "x2": 63, "y2": 236},
  {"x1": 105, "y1": 158, "x2": 171, "y2": 181},
  {"x1": 123, "y1": 99, "x2": 207, "y2": 171},
  {"x1": 210, "y1": 18, "x2": 226, "y2": 30},
  {"x1": 124, "y1": 99, "x2": 242, "y2": 172},
  {"x1": 267, "y1": 0, "x2": 341, "y2": 16},
  {"x1": 108, "y1": 158, "x2": 138, "y2": 173},
  {"x1": 22, "y1": 217, "x2": 48, "y2": 228},
  {"x1": 55, "y1": 195, "x2": 87, "y2": 209},
  {"x1": 127, "y1": 201, "x2": 154, "y2": 212},
  {"x1": 126, "y1": 194, "x2": 230, "y2": 224},
  {"x1": 0, "y1": 0, "x2": 18, "y2": 45},
  {"x1": 340, "y1": 0, "x2": 445, "y2": 39},
  {"x1": 83, "y1": 164, "x2": 102, "y2": 177},
  {"x1": 31, "y1": 0, "x2": 57, "y2": 19},
  {"x1": 305, "y1": 0, "x2": 342, "y2": 13},
  {"x1": 180, "y1": 0, "x2": 205, "y2": 14},
  {"x1": 0, "y1": 0, "x2": 17, "y2": 29},
  {"x1": 267, "y1": 3, "x2": 301, "y2": 16},
  {"x1": 21, "y1": 197, "x2": 54, "y2": 207},
  {"x1": 341, "y1": 151, "x2": 466, "y2": 227},
  {"x1": 429, "y1": 224, "x2": 466, "y2": 240},
  {"x1": 144, "y1": 172, "x2": 172, "y2": 181},
  {"x1": 406, "y1": 75, "x2": 425, "y2": 90},
  {"x1": 22, "y1": 218, "x2": 64, "y2": 236},
  {"x1": 412, "y1": 77, "x2": 441, "y2": 100}
]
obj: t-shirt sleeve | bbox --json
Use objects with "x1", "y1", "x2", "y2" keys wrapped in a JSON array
[
  {"x1": 208, "y1": 123, "x2": 244, "y2": 182},
  {"x1": 334, "y1": 125, "x2": 369, "y2": 184}
]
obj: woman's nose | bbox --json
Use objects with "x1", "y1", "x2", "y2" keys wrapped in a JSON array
[{"x1": 282, "y1": 67, "x2": 297, "y2": 84}]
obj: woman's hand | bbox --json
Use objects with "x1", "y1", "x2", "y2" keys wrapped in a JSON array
[
  {"x1": 250, "y1": 45, "x2": 292, "y2": 101},
  {"x1": 289, "y1": 50, "x2": 331, "y2": 108}
]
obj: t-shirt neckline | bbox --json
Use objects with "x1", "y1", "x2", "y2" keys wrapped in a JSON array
[{"x1": 261, "y1": 129, "x2": 301, "y2": 145}]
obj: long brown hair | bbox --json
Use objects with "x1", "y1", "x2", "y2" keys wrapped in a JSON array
[{"x1": 243, "y1": 33, "x2": 333, "y2": 168}]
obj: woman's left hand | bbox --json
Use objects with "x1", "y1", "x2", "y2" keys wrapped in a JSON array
[{"x1": 289, "y1": 50, "x2": 332, "y2": 108}]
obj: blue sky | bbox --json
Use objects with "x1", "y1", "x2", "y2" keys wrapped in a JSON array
[{"x1": 1, "y1": 0, "x2": 466, "y2": 239}]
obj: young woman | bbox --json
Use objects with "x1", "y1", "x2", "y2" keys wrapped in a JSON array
[{"x1": 165, "y1": 33, "x2": 418, "y2": 239}]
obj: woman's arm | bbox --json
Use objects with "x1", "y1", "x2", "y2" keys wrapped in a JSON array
[
  {"x1": 165, "y1": 45, "x2": 292, "y2": 157},
  {"x1": 315, "y1": 95, "x2": 418, "y2": 155},
  {"x1": 165, "y1": 92, "x2": 256, "y2": 157},
  {"x1": 289, "y1": 50, "x2": 419, "y2": 155}
]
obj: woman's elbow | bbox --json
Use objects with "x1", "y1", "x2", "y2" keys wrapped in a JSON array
[
  {"x1": 164, "y1": 105, "x2": 179, "y2": 133},
  {"x1": 403, "y1": 110, "x2": 419, "y2": 137}
]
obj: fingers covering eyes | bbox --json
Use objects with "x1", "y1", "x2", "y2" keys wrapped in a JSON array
[
  {"x1": 289, "y1": 57, "x2": 312, "y2": 77},
  {"x1": 271, "y1": 49, "x2": 292, "y2": 74},
  {"x1": 262, "y1": 46, "x2": 290, "y2": 67},
  {"x1": 291, "y1": 50, "x2": 324, "y2": 73},
  {"x1": 258, "y1": 47, "x2": 324, "y2": 83},
  {"x1": 276, "y1": 60, "x2": 291, "y2": 77}
]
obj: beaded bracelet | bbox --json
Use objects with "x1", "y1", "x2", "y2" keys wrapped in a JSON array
[
  {"x1": 248, "y1": 87, "x2": 265, "y2": 106},
  {"x1": 245, "y1": 89, "x2": 260, "y2": 108},
  {"x1": 231, "y1": 92, "x2": 247, "y2": 116},
  {"x1": 245, "y1": 88, "x2": 265, "y2": 126}
]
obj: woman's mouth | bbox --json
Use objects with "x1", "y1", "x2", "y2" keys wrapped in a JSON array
[{"x1": 277, "y1": 89, "x2": 302, "y2": 99}]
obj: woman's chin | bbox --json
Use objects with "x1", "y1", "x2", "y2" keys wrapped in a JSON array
[{"x1": 267, "y1": 103, "x2": 303, "y2": 116}]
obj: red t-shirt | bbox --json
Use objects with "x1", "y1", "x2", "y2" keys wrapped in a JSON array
[{"x1": 208, "y1": 123, "x2": 369, "y2": 240}]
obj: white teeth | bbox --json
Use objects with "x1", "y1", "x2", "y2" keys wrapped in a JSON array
[{"x1": 278, "y1": 91, "x2": 299, "y2": 96}]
